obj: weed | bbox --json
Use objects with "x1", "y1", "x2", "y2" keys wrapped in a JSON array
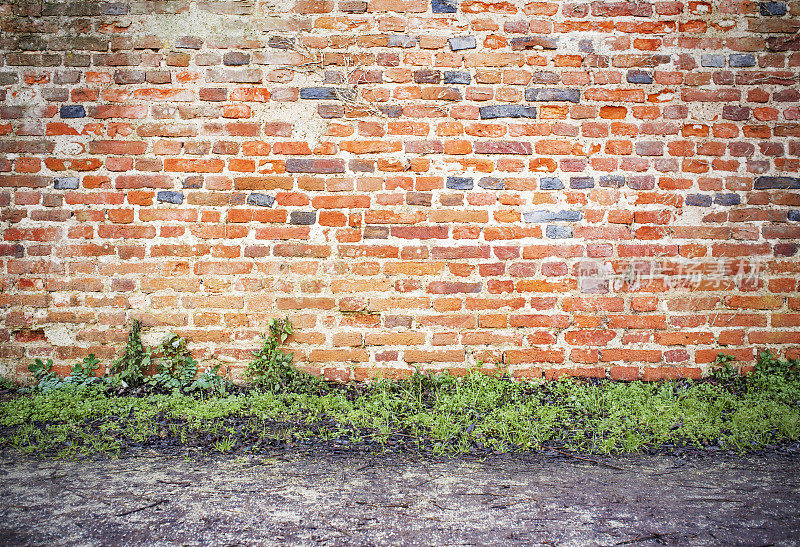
[
  {"x1": 110, "y1": 320, "x2": 150, "y2": 388},
  {"x1": 24, "y1": 355, "x2": 102, "y2": 393},
  {"x1": 68, "y1": 355, "x2": 101, "y2": 385},
  {"x1": 187, "y1": 363, "x2": 229, "y2": 396},
  {"x1": 144, "y1": 333, "x2": 199, "y2": 392},
  {"x1": 0, "y1": 376, "x2": 18, "y2": 390},
  {"x1": 754, "y1": 349, "x2": 798, "y2": 378},
  {"x1": 246, "y1": 318, "x2": 322, "y2": 393},
  {"x1": 3, "y1": 364, "x2": 799, "y2": 459},
  {"x1": 711, "y1": 353, "x2": 737, "y2": 383},
  {"x1": 7, "y1": 322, "x2": 800, "y2": 459},
  {"x1": 213, "y1": 437, "x2": 235, "y2": 452}
]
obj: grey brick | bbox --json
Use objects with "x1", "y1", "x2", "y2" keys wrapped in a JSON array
[
  {"x1": 754, "y1": 176, "x2": 800, "y2": 189},
  {"x1": 444, "y1": 71, "x2": 471, "y2": 84},
  {"x1": 478, "y1": 177, "x2": 504, "y2": 190},
  {"x1": 301, "y1": 87, "x2": 338, "y2": 100},
  {"x1": 247, "y1": 193, "x2": 275, "y2": 207},
  {"x1": 53, "y1": 176, "x2": 79, "y2": 190},
  {"x1": 60, "y1": 105, "x2": 85, "y2": 118},
  {"x1": 300, "y1": 87, "x2": 355, "y2": 100},
  {"x1": 379, "y1": 105, "x2": 402, "y2": 118},
  {"x1": 530, "y1": 71, "x2": 560, "y2": 84},
  {"x1": 570, "y1": 176, "x2": 594, "y2": 189},
  {"x1": 523, "y1": 210, "x2": 583, "y2": 223},
  {"x1": 290, "y1": 211, "x2": 316, "y2": 225},
  {"x1": 701, "y1": 54, "x2": 725, "y2": 68},
  {"x1": 114, "y1": 69, "x2": 145, "y2": 85},
  {"x1": 546, "y1": 225, "x2": 573, "y2": 238},
  {"x1": 714, "y1": 193, "x2": 741, "y2": 206},
  {"x1": 42, "y1": 88, "x2": 69, "y2": 102},
  {"x1": 525, "y1": 87, "x2": 580, "y2": 103},
  {"x1": 730, "y1": 53, "x2": 755, "y2": 67},
  {"x1": 760, "y1": 2, "x2": 787, "y2": 15},
  {"x1": 388, "y1": 35, "x2": 418, "y2": 48},
  {"x1": 449, "y1": 36, "x2": 476, "y2": 51},
  {"x1": 447, "y1": 176, "x2": 473, "y2": 190},
  {"x1": 599, "y1": 175, "x2": 625, "y2": 188},
  {"x1": 686, "y1": 194, "x2": 712, "y2": 207},
  {"x1": 102, "y1": 2, "x2": 130, "y2": 15},
  {"x1": 627, "y1": 70, "x2": 653, "y2": 84},
  {"x1": 157, "y1": 191, "x2": 184, "y2": 204},
  {"x1": 479, "y1": 104, "x2": 537, "y2": 119},
  {"x1": 788, "y1": 210, "x2": 800, "y2": 221},
  {"x1": 268, "y1": 36, "x2": 295, "y2": 50},
  {"x1": 0, "y1": 72, "x2": 19, "y2": 85},
  {"x1": 540, "y1": 177, "x2": 564, "y2": 190},
  {"x1": 432, "y1": 0, "x2": 457, "y2": 12}
]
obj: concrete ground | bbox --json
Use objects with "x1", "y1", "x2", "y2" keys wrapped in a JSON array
[{"x1": 1, "y1": 449, "x2": 799, "y2": 546}]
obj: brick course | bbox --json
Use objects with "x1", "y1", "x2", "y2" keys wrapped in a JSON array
[{"x1": 0, "y1": 0, "x2": 799, "y2": 381}]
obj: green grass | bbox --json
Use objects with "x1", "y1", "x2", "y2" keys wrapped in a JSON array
[{"x1": 2, "y1": 358, "x2": 799, "y2": 459}]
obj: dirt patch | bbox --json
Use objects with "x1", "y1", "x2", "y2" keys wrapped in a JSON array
[{"x1": 1, "y1": 450, "x2": 799, "y2": 545}]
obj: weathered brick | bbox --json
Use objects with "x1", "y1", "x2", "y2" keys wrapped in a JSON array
[
  {"x1": 754, "y1": 176, "x2": 800, "y2": 189},
  {"x1": 446, "y1": 176, "x2": 473, "y2": 190},
  {"x1": 285, "y1": 159, "x2": 345, "y2": 173},
  {"x1": 444, "y1": 71, "x2": 471, "y2": 84},
  {"x1": 510, "y1": 36, "x2": 558, "y2": 50},
  {"x1": 156, "y1": 191, "x2": 184, "y2": 204},
  {"x1": 432, "y1": 0, "x2": 457, "y2": 12},
  {"x1": 53, "y1": 177, "x2": 79, "y2": 190},
  {"x1": 479, "y1": 104, "x2": 537, "y2": 120},
  {"x1": 540, "y1": 177, "x2": 564, "y2": 190},
  {"x1": 525, "y1": 88, "x2": 580, "y2": 103},
  {"x1": 60, "y1": 105, "x2": 85, "y2": 118},
  {"x1": 523, "y1": 210, "x2": 583, "y2": 222},
  {"x1": 449, "y1": 36, "x2": 477, "y2": 51},
  {"x1": 729, "y1": 54, "x2": 756, "y2": 68}
]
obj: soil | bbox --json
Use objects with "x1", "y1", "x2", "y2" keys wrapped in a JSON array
[{"x1": 1, "y1": 449, "x2": 799, "y2": 545}]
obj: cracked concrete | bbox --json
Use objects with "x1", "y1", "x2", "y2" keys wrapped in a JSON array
[{"x1": 1, "y1": 450, "x2": 799, "y2": 545}]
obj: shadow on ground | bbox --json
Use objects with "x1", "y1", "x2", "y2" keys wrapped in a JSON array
[{"x1": 1, "y1": 450, "x2": 798, "y2": 545}]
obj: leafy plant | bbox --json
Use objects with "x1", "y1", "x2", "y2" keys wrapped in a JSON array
[
  {"x1": 110, "y1": 320, "x2": 150, "y2": 387},
  {"x1": 24, "y1": 355, "x2": 101, "y2": 393},
  {"x1": 0, "y1": 375, "x2": 18, "y2": 390},
  {"x1": 754, "y1": 349, "x2": 798, "y2": 378},
  {"x1": 188, "y1": 363, "x2": 229, "y2": 395},
  {"x1": 246, "y1": 318, "x2": 320, "y2": 393},
  {"x1": 69, "y1": 354, "x2": 100, "y2": 384},
  {"x1": 25, "y1": 358, "x2": 61, "y2": 393},
  {"x1": 144, "y1": 333, "x2": 198, "y2": 392},
  {"x1": 711, "y1": 353, "x2": 737, "y2": 383}
]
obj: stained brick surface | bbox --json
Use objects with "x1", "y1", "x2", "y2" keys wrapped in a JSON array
[{"x1": 0, "y1": 0, "x2": 799, "y2": 381}]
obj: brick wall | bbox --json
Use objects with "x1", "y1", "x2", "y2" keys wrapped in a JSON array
[{"x1": 1, "y1": 0, "x2": 799, "y2": 381}]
